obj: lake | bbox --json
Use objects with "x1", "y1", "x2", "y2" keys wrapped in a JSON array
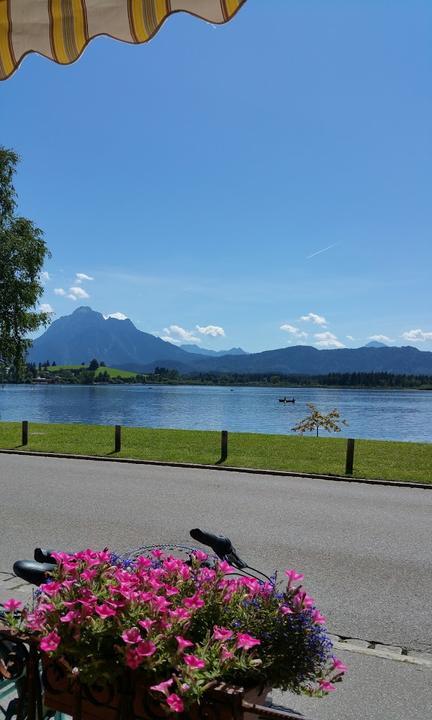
[{"x1": 0, "y1": 384, "x2": 431, "y2": 443}]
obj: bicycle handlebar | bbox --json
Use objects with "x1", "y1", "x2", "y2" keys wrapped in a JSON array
[
  {"x1": 14, "y1": 528, "x2": 251, "y2": 588},
  {"x1": 190, "y1": 528, "x2": 248, "y2": 570}
]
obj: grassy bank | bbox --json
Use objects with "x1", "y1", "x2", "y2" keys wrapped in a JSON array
[{"x1": 0, "y1": 421, "x2": 430, "y2": 484}]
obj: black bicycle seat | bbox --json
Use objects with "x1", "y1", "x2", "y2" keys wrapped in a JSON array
[{"x1": 13, "y1": 560, "x2": 55, "y2": 586}]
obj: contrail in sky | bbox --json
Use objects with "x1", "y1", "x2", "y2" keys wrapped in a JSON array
[{"x1": 306, "y1": 242, "x2": 339, "y2": 259}]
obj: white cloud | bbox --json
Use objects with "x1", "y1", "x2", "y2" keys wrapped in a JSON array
[
  {"x1": 104, "y1": 312, "x2": 128, "y2": 320},
  {"x1": 54, "y1": 288, "x2": 66, "y2": 296},
  {"x1": 163, "y1": 325, "x2": 201, "y2": 344},
  {"x1": 314, "y1": 332, "x2": 345, "y2": 349},
  {"x1": 75, "y1": 273, "x2": 94, "y2": 284},
  {"x1": 401, "y1": 328, "x2": 432, "y2": 343},
  {"x1": 346, "y1": 335, "x2": 355, "y2": 341},
  {"x1": 68, "y1": 286, "x2": 90, "y2": 300},
  {"x1": 161, "y1": 335, "x2": 181, "y2": 345},
  {"x1": 41, "y1": 271, "x2": 50, "y2": 283},
  {"x1": 196, "y1": 324, "x2": 225, "y2": 337},
  {"x1": 300, "y1": 312, "x2": 327, "y2": 327},
  {"x1": 280, "y1": 324, "x2": 308, "y2": 339},
  {"x1": 40, "y1": 303, "x2": 54, "y2": 313},
  {"x1": 368, "y1": 334, "x2": 393, "y2": 343}
]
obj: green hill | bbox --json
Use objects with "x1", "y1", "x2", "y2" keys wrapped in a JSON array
[{"x1": 44, "y1": 365, "x2": 139, "y2": 379}]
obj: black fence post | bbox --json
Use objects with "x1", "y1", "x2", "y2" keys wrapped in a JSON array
[
  {"x1": 115, "y1": 425, "x2": 122, "y2": 453},
  {"x1": 345, "y1": 438, "x2": 355, "y2": 475},
  {"x1": 22, "y1": 420, "x2": 28, "y2": 446},
  {"x1": 221, "y1": 430, "x2": 228, "y2": 462}
]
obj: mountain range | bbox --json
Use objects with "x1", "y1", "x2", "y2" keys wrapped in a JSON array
[
  {"x1": 28, "y1": 307, "x2": 432, "y2": 376},
  {"x1": 180, "y1": 344, "x2": 248, "y2": 357}
]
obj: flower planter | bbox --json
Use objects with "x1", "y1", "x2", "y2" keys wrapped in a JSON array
[
  {"x1": 42, "y1": 658, "x2": 267, "y2": 720},
  {"x1": 3, "y1": 547, "x2": 344, "y2": 720}
]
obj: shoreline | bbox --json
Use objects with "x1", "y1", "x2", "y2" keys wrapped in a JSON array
[{"x1": 3, "y1": 381, "x2": 432, "y2": 391}]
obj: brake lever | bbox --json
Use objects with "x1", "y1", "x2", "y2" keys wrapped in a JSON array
[{"x1": 225, "y1": 548, "x2": 248, "y2": 570}]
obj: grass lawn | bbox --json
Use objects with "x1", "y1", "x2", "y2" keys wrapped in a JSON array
[{"x1": 0, "y1": 422, "x2": 430, "y2": 484}]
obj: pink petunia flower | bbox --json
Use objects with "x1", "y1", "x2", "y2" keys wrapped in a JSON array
[
  {"x1": 150, "y1": 679, "x2": 173, "y2": 696},
  {"x1": 95, "y1": 603, "x2": 117, "y2": 619},
  {"x1": 81, "y1": 568, "x2": 98, "y2": 582},
  {"x1": 36, "y1": 601, "x2": 54, "y2": 612},
  {"x1": 136, "y1": 640, "x2": 157, "y2": 657},
  {"x1": 293, "y1": 592, "x2": 314, "y2": 610},
  {"x1": 26, "y1": 613, "x2": 45, "y2": 632},
  {"x1": 3, "y1": 598, "x2": 22, "y2": 612},
  {"x1": 60, "y1": 610, "x2": 78, "y2": 623},
  {"x1": 221, "y1": 647, "x2": 234, "y2": 662},
  {"x1": 169, "y1": 608, "x2": 191, "y2": 622},
  {"x1": 76, "y1": 549, "x2": 102, "y2": 566},
  {"x1": 125, "y1": 647, "x2": 142, "y2": 670},
  {"x1": 284, "y1": 569, "x2": 304, "y2": 587},
  {"x1": 135, "y1": 555, "x2": 152, "y2": 569},
  {"x1": 176, "y1": 635, "x2": 194, "y2": 653},
  {"x1": 148, "y1": 577, "x2": 163, "y2": 592},
  {"x1": 318, "y1": 680, "x2": 336, "y2": 692},
  {"x1": 151, "y1": 548, "x2": 165, "y2": 560},
  {"x1": 193, "y1": 550, "x2": 208, "y2": 563},
  {"x1": 150, "y1": 596, "x2": 171, "y2": 613},
  {"x1": 60, "y1": 580, "x2": 76, "y2": 591},
  {"x1": 178, "y1": 564, "x2": 191, "y2": 580},
  {"x1": 121, "y1": 627, "x2": 142, "y2": 644},
  {"x1": 41, "y1": 581, "x2": 62, "y2": 597},
  {"x1": 333, "y1": 658, "x2": 348, "y2": 673},
  {"x1": 213, "y1": 626, "x2": 234, "y2": 641},
  {"x1": 184, "y1": 654, "x2": 206, "y2": 669},
  {"x1": 40, "y1": 631, "x2": 61, "y2": 653},
  {"x1": 164, "y1": 585, "x2": 180, "y2": 597},
  {"x1": 166, "y1": 694, "x2": 184, "y2": 713},
  {"x1": 183, "y1": 593, "x2": 205, "y2": 610},
  {"x1": 138, "y1": 618, "x2": 155, "y2": 632},
  {"x1": 236, "y1": 633, "x2": 261, "y2": 650},
  {"x1": 163, "y1": 557, "x2": 182, "y2": 573},
  {"x1": 198, "y1": 567, "x2": 216, "y2": 582},
  {"x1": 311, "y1": 610, "x2": 326, "y2": 625},
  {"x1": 280, "y1": 605, "x2": 294, "y2": 615}
]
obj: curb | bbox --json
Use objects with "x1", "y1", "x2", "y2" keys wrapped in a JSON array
[
  {"x1": 0, "y1": 448, "x2": 431, "y2": 489},
  {"x1": 329, "y1": 634, "x2": 432, "y2": 667}
]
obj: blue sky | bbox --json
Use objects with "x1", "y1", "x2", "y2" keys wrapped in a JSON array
[{"x1": 1, "y1": 0, "x2": 431, "y2": 353}]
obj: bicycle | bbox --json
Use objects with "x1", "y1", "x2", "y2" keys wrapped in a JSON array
[{"x1": 1, "y1": 529, "x2": 315, "y2": 720}]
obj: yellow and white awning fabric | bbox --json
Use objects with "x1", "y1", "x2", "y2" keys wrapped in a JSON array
[{"x1": 0, "y1": 0, "x2": 246, "y2": 80}]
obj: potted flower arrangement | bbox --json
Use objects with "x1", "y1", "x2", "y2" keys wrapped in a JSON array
[{"x1": 4, "y1": 548, "x2": 346, "y2": 719}]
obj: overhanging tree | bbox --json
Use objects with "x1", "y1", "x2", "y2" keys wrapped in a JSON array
[{"x1": 0, "y1": 147, "x2": 51, "y2": 379}]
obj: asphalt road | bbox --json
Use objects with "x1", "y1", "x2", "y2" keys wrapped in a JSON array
[
  {"x1": 1, "y1": 453, "x2": 430, "y2": 653},
  {"x1": 1, "y1": 453, "x2": 431, "y2": 719}
]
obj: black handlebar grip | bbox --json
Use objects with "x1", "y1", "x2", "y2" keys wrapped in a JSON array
[
  {"x1": 190, "y1": 529, "x2": 233, "y2": 559},
  {"x1": 34, "y1": 548, "x2": 59, "y2": 564}
]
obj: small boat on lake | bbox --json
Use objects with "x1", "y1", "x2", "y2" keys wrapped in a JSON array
[{"x1": 279, "y1": 397, "x2": 295, "y2": 404}]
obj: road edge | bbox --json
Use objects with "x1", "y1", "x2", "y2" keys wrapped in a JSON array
[{"x1": 0, "y1": 448, "x2": 430, "y2": 489}]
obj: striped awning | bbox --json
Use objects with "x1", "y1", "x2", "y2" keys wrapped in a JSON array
[{"x1": 0, "y1": 0, "x2": 246, "y2": 80}]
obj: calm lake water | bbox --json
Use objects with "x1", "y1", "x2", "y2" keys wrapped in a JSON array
[{"x1": 0, "y1": 384, "x2": 431, "y2": 442}]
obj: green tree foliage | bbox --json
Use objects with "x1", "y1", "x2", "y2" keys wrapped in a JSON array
[
  {"x1": 292, "y1": 403, "x2": 348, "y2": 437},
  {"x1": 0, "y1": 147, "x2": 51, "y2": 378},
  {"x1": 88, "y1": 358, "x2": 99, "y2": 371}
]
